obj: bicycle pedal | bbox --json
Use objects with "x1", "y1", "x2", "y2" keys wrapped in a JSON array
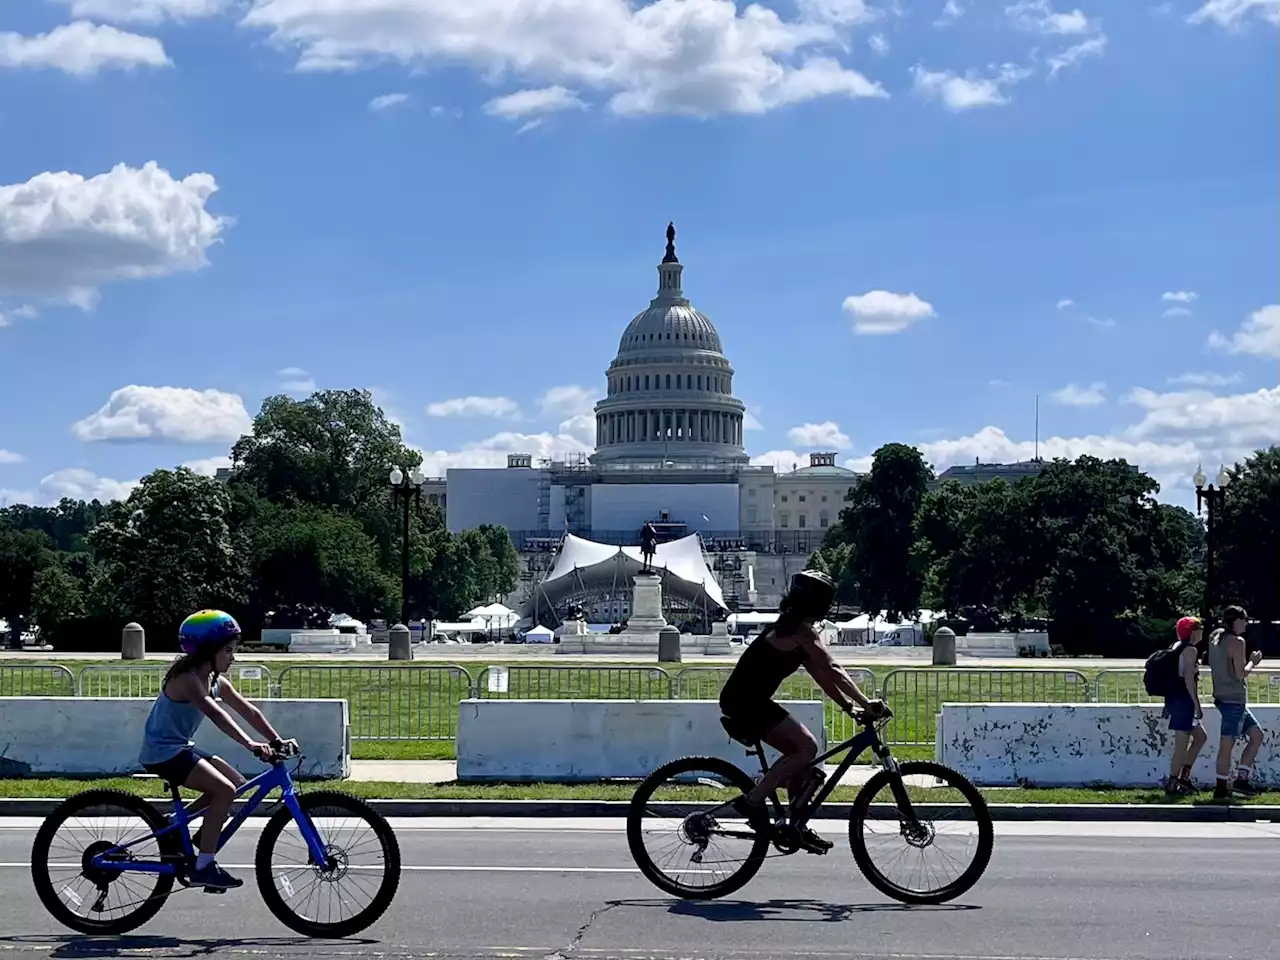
[{"x1": 202, "y1": 886, "x2": 228, "y2": 895}]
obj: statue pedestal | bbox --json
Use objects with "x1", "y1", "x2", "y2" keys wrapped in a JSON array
[
  {"x1": 558, "y1": 573, "x2": 730, "y2": 656},
  {"x1": 555, "y1": 618, "x2": 591, "y2": 653}
]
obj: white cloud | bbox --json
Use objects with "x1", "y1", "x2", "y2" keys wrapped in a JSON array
[
  {"x1": 538, "y1": 384, "x2": 599, "y2": 418},
  {"x1": 867, "y1": 33, "x2": 890, "y2": 54},
  {"x1": 1162, "y1": 290, "x2": 1199, "y2": 303},
  {"x1": 1188, "y1": 0, "x2": 1280, "y2": 27},
  {"x1": 415, "y1": 430, "x2": 592, "y2": 476},
  {"x1": 0, "y1": 21, "x2": 171, "y2": 75},
  {"x1": 1085, "y1": 315, "x2": 1116, "y2": 328},
  {"x1": 1208, "y1": 303, "x2": 1280, "y2": 359},
  {"x1": 743, "y1": 409, "x2": 764, "y2": 431},
  {"x1": 935, "y1": 0, "x2": 965, "y2": 25},
  {"x1": 1163, "y1": 306, "x2": 1193, "y2": 318},
  {"x1": 426, "y1": 396, "x2": 521, "y2": 419},
  {"x1": 842, "y1": 289, "x2": 936, "y2": 335},
  {"x1": 39, "y1": 468, "x2": 137, "y2": 504},
  {"x1": 483, "y1": 86, "x2": 587, "y2": 120},
  {"x1": 0, "y1": 162, "x2": 229, "y2": 308},
  {"x1": 788, "y1": 421, "x2": 852, "y2": 449},
  {"x1": 1123, "y1": 385, "x2": 1280, "y2": 453},
  {"x1": 1168, "y1": 371, "x2": 1243, "y2": 387},
  {"x1": 72, "y1": 385, "x2": 252, "y2": 443},
  {"x1": 750, "y1": 449, "x2": 809, "y2": 472},
  {"x1": 558, "y1": 414, "x2": 596, "y2": 445},
  {"x1": 240, "y1": 0, "x2": 887, "y2": 118},
  {"x1": 181, "y1": 455, "x2": 233, "y2": 477},
  {"x1": 369, "y1": 92, "x2": 409, "y2": 111},
  {"x1": 989, "y1": 378, "x2": 1012, "y2": 387},
  {"x1": 796, "y1": 0, "x2": 878, "y2": 25},
  {"x1": 57, "y1": 0, "x2": 230, "y2": 23},
  {"x1": 1051, "y1": 381, "x2": 1107, "y2": 406},
  {"x1": 1006, "y1": 0, "x2": 1095, "y2": 34},
  {"x1": 0, "y1": 450, "x2": 24, "y2": 464},
  {"x1": 276, "y1": 366, "x2": 316, "y2": 394},
  {"x1": 910, "y1": 63, "x2": 1030, "y2": 110},
  {"x1": 1047, "y1": 34, "x2": 1106, "y2": 75},
  {"x1": 1056, "y1": 298, "x2": 1075, "y2": 309}
]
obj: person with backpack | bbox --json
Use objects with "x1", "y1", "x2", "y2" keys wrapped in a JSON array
[
  {"x1": 1151, "y1": 616, "x2": 1207, "y2": 795},
  {"x1": 1208, "y1": 606, "x2": 1264, "y2": 800}
]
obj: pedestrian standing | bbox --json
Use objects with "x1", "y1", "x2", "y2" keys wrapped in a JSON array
[
  {"x1": 1208, "y1": 606, "x2": 1265, "y2": 800},
  {"x1": 1163, "y1": 616, "x2": 1207, "y2": 795}
]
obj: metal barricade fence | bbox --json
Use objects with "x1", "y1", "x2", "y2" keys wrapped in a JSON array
[
  {"x1": 879, "y1": 668, "x2": 1092, "y2": 746},
  {"x1": 1093, "y1": 668, "x2": 1280, "y2": 705},
  {"x1": 473, "y1": 665, "x2": 673, "y2": 701},
  {"x1": 77, "y1": 663, "x2": 277, "y2": 700},
  {"x1": 274, "y1": 664, "x2": 472, "y2": 741},
  {"x1": 0, "y1": 664, "x2": 75, "y2": 697}
]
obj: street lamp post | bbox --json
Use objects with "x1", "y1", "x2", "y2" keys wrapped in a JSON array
[
  {"x1": 389, "y1": 465, "x2": 425, "y2": 627},
  {"x1": 1193, "y1": 464, "x2": 1231, "y2": 625}
]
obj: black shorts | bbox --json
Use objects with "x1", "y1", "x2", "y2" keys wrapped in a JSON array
[
  {"x1": 719, "y1": 697, "x2": 791, "y2": 742},
  {"x1": 142, "y1": 747, "x2": 211, "y2": 787}
]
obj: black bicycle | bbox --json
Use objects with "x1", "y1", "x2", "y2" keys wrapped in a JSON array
[{"x1": 627, "y1": 705, "x2": 993, "y2": 904}]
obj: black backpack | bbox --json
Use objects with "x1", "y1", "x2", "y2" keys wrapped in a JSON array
[{"x1": 1144, "y1": 641, "x2": 1188, "y2": 697}]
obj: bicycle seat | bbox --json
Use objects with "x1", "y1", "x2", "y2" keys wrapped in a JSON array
[{"x1": 720, "y1": 715, "x2": 759, "y2": 747}]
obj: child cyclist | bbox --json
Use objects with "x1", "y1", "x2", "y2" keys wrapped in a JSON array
[{"x1": 138, "y1": 610, "x2": 296, "y2": 891}]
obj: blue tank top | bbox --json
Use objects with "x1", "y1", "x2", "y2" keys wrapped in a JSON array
[{"x1": 139, "y1": 676, "x2": 220, "y2": 765}]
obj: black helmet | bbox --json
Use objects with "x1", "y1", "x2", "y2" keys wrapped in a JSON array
[{"x1": 782, "y1": 569, "x2": 836, "y2": 622}]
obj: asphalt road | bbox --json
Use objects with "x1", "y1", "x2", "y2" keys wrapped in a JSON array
[{"x1": 1, "y1": 817, "x2": 1276, "y2": 960}]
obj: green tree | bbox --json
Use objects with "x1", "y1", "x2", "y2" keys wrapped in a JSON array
[
  {"x1": 88, "y1": 468, "x2": 248, "y2": 636},
  {"x1": 804, "y1": 542, "x2": 859, "y2": 606},
  {"x1": 833, "y1": 443, "x2": 932, "y2": 619},
  {"x1": 0, "y1": 525, "x2": 52, "y2": 648},
  {"x1": 31, "y1": 563, "x2": 87, "y2": 642},
  {"x1": 1214, "y1": 446, "x2": 1280, "y2": 623},
  {"x1": 475, "y1": 524, "x2": 521, "y2": 601}
]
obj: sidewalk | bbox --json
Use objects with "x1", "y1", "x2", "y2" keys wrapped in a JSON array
[{"x1": 347, "y1": 760, "x2": 918, "y2": 786}]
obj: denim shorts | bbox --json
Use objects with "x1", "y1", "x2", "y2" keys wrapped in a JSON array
[
  {"x1": 1163, "y1": 693, "x2": 1199, "y2": 732},
  {"x1": 1216, "y1": 699, "x2": 1259, "y2": 739}
]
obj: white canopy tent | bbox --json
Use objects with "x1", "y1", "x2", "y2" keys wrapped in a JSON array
[
  {"x1": 465, "y1": 603, "x2": 520, "y2": 630},
  {"x1": 519, "y1": 532, "x2": 728, "y2": 620}
]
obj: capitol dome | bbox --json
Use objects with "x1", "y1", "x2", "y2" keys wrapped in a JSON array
[{"x1": 591, "y1": 224, "x2": 748, "y2": 465}]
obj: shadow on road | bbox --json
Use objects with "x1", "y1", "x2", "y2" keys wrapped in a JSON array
[
  {"x1": 611, "y1": 897, "x2": 981, "y2": 923},
  {"x1": 0, "y1": 935, "x2": 377, "y2": 957}
]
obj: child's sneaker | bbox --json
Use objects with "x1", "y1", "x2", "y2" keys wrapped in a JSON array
[
  {"x1": 1233, "y1": 778, "x2": 1263, "y2": 797},
  {"x1": 189, "y1": 861, "x2": 242, "y2": 891}
]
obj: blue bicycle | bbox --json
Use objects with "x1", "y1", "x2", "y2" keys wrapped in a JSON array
[{"x1": 31, "y1": 743, "x2": 401, "y2": 937}]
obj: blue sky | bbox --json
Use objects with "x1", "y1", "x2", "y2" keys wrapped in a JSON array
[{"x1": 1, "y1": 0, "x2": 1276, "y2": 511}]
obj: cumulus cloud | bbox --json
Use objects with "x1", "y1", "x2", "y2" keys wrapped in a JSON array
[
  {"x1": 538, "y1": 384, "x2": 599, "y2": 418},
  {"x1": 1056, "y1": 298, "x2": 1075, "y2": 310},
  {"x1": 0, "y1": 450, "x2": 24, "y2": 464},
  {"x1": 1085, "y1": 315, "x2": 1116, "y2": 329},
  {"x1": 558, "y1": 414, "x2": 597, "y2": 445},
  {"x1": 181, "y1": 455, "x2": 233, "y2": 477},
  {"x1": 415, "y1": 430, "x2": 592, "y2": 475},
  {"x1": 935, "y1": 0, "x2": 965, "y2": 25},
  {"x1": 750, "y1": 450, "x2": 810, "y2": 472},
  {"x1": 788, "y1": 421, "x2": 852, "y2": 449},
  {"x1": 56, "y1": 0, "x2": 230, "y2": 23},
  {"x1": 1047, "y1": 34, "x2": 1107, "y2": 75},
  {"x1": 1168, "y1": 371, "x2": 1242, "y2": 387},
  {"x1": 39, "y1": 468, "x2": 137, "y2": 504},
  {"x1": 276, "y1": 366, "x2": 316, "y2": 394},
  {"x1": 743, "y1": 408, "x2": 764, "y2": 431},
  {"x1": 910, "y1": 63, "x2": 1031, "y2": 110},
  {"x1": 1006, "y1": 0, "x2": 1095, "y2": 34},
  {"x1": 843, "y1": 290, "x2": 936, "y2": 335},
  {"x1": 867, "y1": 33, "x2": 890, "y2": 54},
  {"x1": 369, "y1": 92, "x2": 409, "y2": 111},
  {"x1": 1051, "y1": 382, "x2": 1107, "y2": 406},
  {"x1": 426, "y1": 396, "x2": 521, "y2": 419},
  {"x1": 483, "y1": 86, "x2": 587, "y2": 120},
  {"x1": 0, "y1": 162, "x2": 229, "y2": 308},
  {"x1": 240, "y1": 0, "x2": 887, "y2": 118},
  {"x1": 0, "y1": 21, "x2": 171, "y2": 75},
  {"x1": 1188, "y1": 0, "x2": 1280, "y2": 27},
  {"x1": 1163, "y1": 290, "x2": 1199, "y2": 303},
  {"x1": 1208, "y1": 304, "x2": 1280, "y2": 360},
  {"x1": 72, "y1": 386, "x2": 252, "y2": 443}
]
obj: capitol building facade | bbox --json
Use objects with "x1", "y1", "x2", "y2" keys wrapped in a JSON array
[{"x1": 428, "y1": 224, "x2": 864, "y2": 614}]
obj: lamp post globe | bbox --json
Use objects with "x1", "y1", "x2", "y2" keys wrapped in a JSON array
[{"x1": 389, "y1": 466, "x2": 404, "y2": 487}]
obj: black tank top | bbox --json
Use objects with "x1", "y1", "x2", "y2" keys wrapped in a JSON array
[{"x1": 721, "y1": 631, "x2": 806, "y2": 703}]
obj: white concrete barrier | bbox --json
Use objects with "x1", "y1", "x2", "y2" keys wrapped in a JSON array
[
  {"x1": 0, "y1": 698, "x2": 350, "y2": 780},
  {"x1": 937, "y1": 703, "x2": 1280, "y2": 787},
  {"x1": 456, "y1": 699, "x2": 826, "y2": 782}
]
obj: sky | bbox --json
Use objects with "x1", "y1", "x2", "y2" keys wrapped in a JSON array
[{"x1": 0, "y1": 0, "x2": 1277, "y2": 513}]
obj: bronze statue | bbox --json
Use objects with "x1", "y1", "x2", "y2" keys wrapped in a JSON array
[
  {"x1": 640, "y1": 522, "x2": 659, "y2": 573},
  {"x1": 663, "y1": 222, "x2": 678, "y2": 264}
]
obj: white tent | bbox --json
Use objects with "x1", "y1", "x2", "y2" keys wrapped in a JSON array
[
  {"x1": 465, "y1": 602, "x2": 520, "y2": 630},
  {"x1": 524, "y1": 624, "x2": 555, "y2": 644},
  {"x1": 519, "y1": 532, "x2": 728, "y2": 618}
]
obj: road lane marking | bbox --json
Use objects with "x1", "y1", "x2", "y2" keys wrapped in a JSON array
[{"x1": 0, "y1": 861, "x2": 654, "y2": 874}]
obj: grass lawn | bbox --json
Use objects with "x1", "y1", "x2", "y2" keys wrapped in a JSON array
[{"x1": 0, "y1": 776, "x2": 1276, "y2": 807}]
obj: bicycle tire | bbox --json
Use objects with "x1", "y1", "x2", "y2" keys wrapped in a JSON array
[
  {"x1": 627, "y1": 755, "x2": 770, "y2": 900},
  {"x1": 31, "y1": 789, "x2": 178, "y2": 935},
  {"x1": 848, "y1": 760, "x2": 993, "y2": 905},
  {"x1": 255, "y1": 790, "x2": 401, "y2": 937}
]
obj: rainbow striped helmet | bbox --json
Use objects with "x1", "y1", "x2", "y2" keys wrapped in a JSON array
[{"x1": 178, "y1": 609, "x2": 241, "y2": 655}]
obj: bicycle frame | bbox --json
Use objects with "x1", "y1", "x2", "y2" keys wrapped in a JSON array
[{"x1": 89, "y1": 761, "x2": 329, "y2": 877}]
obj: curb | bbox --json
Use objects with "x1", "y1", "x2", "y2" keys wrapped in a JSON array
[{"x1": 3, "y1": 798, "x2": 1278, "y2": 822}]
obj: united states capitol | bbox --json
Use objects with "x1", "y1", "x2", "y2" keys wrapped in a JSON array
[{"x1": 419, "y1": 224, "x2": 1043, "y2": 624}]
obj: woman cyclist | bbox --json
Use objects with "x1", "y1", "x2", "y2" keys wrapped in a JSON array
[
  {"x1": 138, "y1": 610, "x2": 295, "y2": 891},
  {"x1": 719, "y1": 570, "x2": 885, "y2": 851}
]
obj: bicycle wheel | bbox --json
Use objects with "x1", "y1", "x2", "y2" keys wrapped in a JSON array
[
  {"x1": 255, "y1": 790, "x2": 401, "y2": 937},
  {"x1": 627, "y1": 755, "x2": 770, "y2": 900},
  {"x1": 848, "y1": 761, "x2": 993, "y2": 905},
  {"x1": 31, "y1": 789, "x2": 179, "y2": 935}
]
